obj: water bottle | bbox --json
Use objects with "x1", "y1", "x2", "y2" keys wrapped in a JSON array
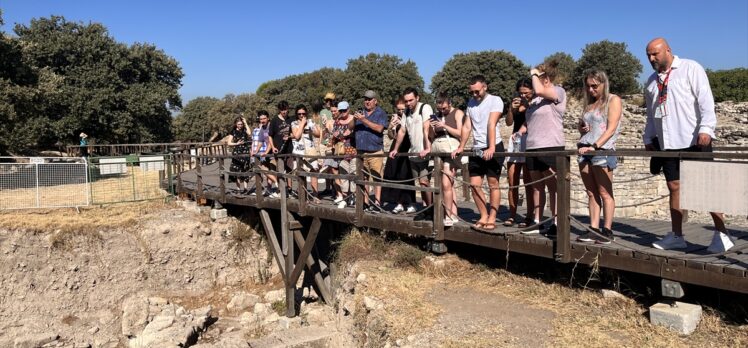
[{"x1": 513, "y1": 132, "x2": 522, "y2": 153}]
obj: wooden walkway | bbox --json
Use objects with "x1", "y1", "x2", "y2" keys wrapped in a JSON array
[{"x1": 177, "y1": 159, "x2": 748, "y2": 295}]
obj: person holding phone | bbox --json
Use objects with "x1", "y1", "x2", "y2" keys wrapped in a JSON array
[
  {"x1": 389, "y1": 87, "x2": 434, "y2": 220},
  {"x1": 350, "y1": 90, "x2": 389, "y2": 213},
  {"x1": 420, "y1": 92, "x2": 464, "y2": 226},
  {"x1": 382, "y1": 97, "x2": 417, "y2": 214},
  {"x1": 505, "y1": 78, "x2": 535, "y2": 227}
]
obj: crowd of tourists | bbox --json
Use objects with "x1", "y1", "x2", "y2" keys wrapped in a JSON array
[{"x1": 225, "y1": 37, "x2": 734, "y2": 254}]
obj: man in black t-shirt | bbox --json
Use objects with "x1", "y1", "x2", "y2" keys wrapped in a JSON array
[{"x1": 267, "y1": 100, "x2": 295, "y2": 195}]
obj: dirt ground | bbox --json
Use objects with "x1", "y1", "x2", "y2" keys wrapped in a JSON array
[
  {"x1": 1, "y1": 203, "x2": 746, "y2": 347},
  {"x1": 0, "y1": 201, "x2": 275, "y2": 347}
]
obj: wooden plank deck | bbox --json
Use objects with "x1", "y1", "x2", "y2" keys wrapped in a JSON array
[{"x1": 177, "y1": 161, "x2": 748, "y2": 294}]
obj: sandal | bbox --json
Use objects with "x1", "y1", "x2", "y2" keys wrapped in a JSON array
[
  {"x1": 503, "y1": 218, "x2": 515, "y2": 227},
  {"x1": 471, "y1": 222, "x2": 486, "y2": 231},
  {"x1": 483, "y1": 223, "x2": 496, "y2": 230}
]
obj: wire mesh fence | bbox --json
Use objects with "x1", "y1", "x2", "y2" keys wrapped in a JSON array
[
  {"x1": 87, "y1": 155, "x2": 173, "y2": 204},
  {"x1": 0, "y1": 157, "x2": 89, "y2": 209},
  {"x1": 0, "y1": 155, "x2": 174, "y2": 210}
]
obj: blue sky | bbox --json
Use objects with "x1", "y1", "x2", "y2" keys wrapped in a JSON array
[{"x1": 3, "y1": 1, "x2": 747, "y2": 103}]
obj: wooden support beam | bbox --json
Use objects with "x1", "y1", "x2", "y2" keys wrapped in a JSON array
[
  {"x1": 432, "y1": 156, "x2": 445, "y2": 241},
  {"x1": 292, "y1": 227, "x2": 333, "y2": 304},
  {"x1": 219, "y1": 157, "x2": 226, "y2": 202},
  {"x1": 259, "y1": 209, "x2": 286, "y2": 276},
  {"x1": 355, "y1": 157, "x2": 364, "y2": 224},
  {"x1": 297, "y1": 156, "x2": 307, "y2": 216},
  {"x1": 555, "y1": 155, "x2": 571, "y2": 263},
  {"x1": 289, "y1": 217, "x2": 321, "y2": 285}
]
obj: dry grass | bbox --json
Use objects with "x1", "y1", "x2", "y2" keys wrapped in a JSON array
[
  {"x1": 0, "y1": 166, "x2": 167, "y2": 210},
  {"x1": 0, "y1": 200, "x2": 174, "y2": 234},
  {"x1": 335, "y1": 231, "x2": 748, "y2": 347}
]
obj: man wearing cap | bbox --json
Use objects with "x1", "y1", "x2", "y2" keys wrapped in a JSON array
[{"x1": 350, "y1": 90, "x2": 389, "y2": 212}]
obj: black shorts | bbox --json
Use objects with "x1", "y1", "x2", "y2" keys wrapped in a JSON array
[
  {"x1": 662, "y1": 144, "x2": 713, "y2": 182},
  {"x1": 526, "y1": 146, "x2": 565, "y2": 172},
  {"x1": 468, "y1": 143, "x2": 505, "y2": 178}
]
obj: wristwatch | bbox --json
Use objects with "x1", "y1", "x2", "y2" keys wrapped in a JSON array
[{"x1": 592, "y1": 143, "x2": 600, "y2": 150}]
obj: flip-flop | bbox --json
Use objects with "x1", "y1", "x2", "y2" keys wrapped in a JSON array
[
  {"x1": 483, "y1": 223, "x2": 496, "y2": 230},
  {"x1": 471, "y1": 222, "x2": 486, "y2": 231},
  {"x1": 503, "y1": 218, "x2": 515, "y2": 227}
]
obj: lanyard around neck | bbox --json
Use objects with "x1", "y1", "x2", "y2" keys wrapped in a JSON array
[{"x1": 656, "y1": 68, "x2": 672, "y2": 104}]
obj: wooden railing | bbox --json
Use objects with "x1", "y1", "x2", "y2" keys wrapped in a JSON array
[{"x1": 174, "y1": 146, "x2": 748, "y2": 263}]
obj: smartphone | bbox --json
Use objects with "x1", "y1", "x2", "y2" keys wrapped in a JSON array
[{"x1": 430, "y1": 114, "x2": 440, "y2": 121}]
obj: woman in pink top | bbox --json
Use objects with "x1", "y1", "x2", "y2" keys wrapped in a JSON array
[{"x1": 516, "y1": 59, "x2": 567, "y2": 236}]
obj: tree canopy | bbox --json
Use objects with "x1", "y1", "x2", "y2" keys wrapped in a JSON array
[
  {"x1": 572, "y1": 40, "x2": 642, "y2": 94},
  {"x1": 0, "y1": 16, "x2": 183, "y2": 154},
  {"x1": 707, "y1": 68, "x2": 748, "y2": 102},
  {"x1": 430, "y1": 50, "x2": 527, "y2": 110}
]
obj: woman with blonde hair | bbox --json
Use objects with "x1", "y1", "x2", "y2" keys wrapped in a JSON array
[{"x1": 575, "y1": 69, "x2": 622, "y2": 244}]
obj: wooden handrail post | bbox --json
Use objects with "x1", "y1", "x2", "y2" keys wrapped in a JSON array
[
  {"x1": 462, "y1": 161, "x2": 471, "y2": 202},
  {"x1": 432, "y1": 155, "x2": 445, "y2": 242},
  {"x1": 296, "y1": 156, "x2": 307, "y2": 216},
  {"x1": 555, "y1": 154, "x2": 571, "y2": 263},
  {"x1": 196, "y1": 155, "x2": 203, "y2": 202},
  {"x1": 355, "y1": 155, "x2": 364, "y2": 225},
  {"x1": 278, "y1": 157, "x2": 288, "y2": 255},
  {"x1": 176, "y1": 153, "x2": 183, "y2": 196},
  {"x1": 218, "y1": 154, "x2": 226, "y2": 202},
  {"x1": 254, "y1": 157, "x2": 264, "y2": 205}
]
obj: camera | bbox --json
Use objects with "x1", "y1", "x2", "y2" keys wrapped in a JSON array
[{"x1": 357, "y1": 108, "x2": 364, "y2": 114}]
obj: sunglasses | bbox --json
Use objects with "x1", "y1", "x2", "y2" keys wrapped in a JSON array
[
  {"x1": 297, "y1": 112, "x2": 307, "y2": 116},
  {"x1": 339, "y1": 109, "x2": 348, "y2": 113},
  {"x1": 364, "y1": 97, "x2": 374, "y2": 101},
  {"x1": 469, "y1": 90, "x2": 482, "y2": 95}
]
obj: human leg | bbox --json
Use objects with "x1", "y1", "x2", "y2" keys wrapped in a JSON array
[
  {"x1": 579, "y1": 162, "x2": 602, "y2": 228},
  {"x1": 591, "y1": 165, "x2": 615, "y2": 230},
  {"x1": 507, "y1": 162, "x2": 520, "y2": 221}
]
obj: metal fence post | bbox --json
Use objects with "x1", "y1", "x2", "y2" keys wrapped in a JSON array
[{"x1": 34, "y1": 161, "x2": 40, "y2": 208}]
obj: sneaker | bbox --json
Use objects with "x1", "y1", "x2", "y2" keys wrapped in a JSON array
[
  {"x1": 392, "y1": 204, "x2": 405, "y2": 214},
  {"x1": 576, "y1": 227, "x2": 600, "y2": 242},
  {"x1": 405, "y1": 205, "x2": 417, "y2": 214},
  {"x1": 520, "y1": 220, "x2": 541, "y2": 235},
  {"x1": 366, "y1": 201, "x2": 382, "y2": 214},
  {"x1": 543, "y1": 224, "x2": 557, "y2": 237},
  {"x1": 443, "y1": 216, "x2": 455, "y2": 227},
  {"x1": 337, "y1": 200, "x2": 347, "y2": 209},
  {"x1": 594, "y1": 227, "x2": 615, "y2": 245},
  {"x1": 706, "y1": 230, "x2": 734, "y2": 254},
  {"x1": 334, "y1": 196, "x2": 345, "y2": 204},
  {"x1": 347, "y1": 195, "x2": 355, "y2": 207},
  {"x1": 652, "y1": 232, "x2": 687, "y2": 250},
  {"x1": 269, "y1": 189, "x2": 280, "y2": 198}
]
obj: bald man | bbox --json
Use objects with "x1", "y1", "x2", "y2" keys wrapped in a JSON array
[{"x1": 643, "y1": 38, "x2": 733, "y2": 253}]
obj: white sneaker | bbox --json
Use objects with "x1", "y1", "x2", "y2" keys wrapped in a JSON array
[
  {"x1": 269, "y1": 191, "x2": 279, "y2": 198},
  {"x1": 707, "y1": 230, "x2": 734, "y2": 254},
  {"x1": 392, "y1": 204, "x2": 405, "y2": 214},
  {"x1": 652, "y1": 232, "x2": 687, "y2": 250},
  {"x1": 337, "y1": 200, "x2": 347, "y2": 209},
  {"x1": 334, "y1": 196, "x2": 345, "y2": 204},
  {"x1": 405, "y1": 205, "x2": 417, "y2": 214},
  {"x1": 443, "y1": 216, "x2": 454, "y2": 227},
  {"x1": 520, "y1": 220, "x2": 541, "y2": 235}
]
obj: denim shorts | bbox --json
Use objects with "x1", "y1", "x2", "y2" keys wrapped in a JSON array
[{"x1": 578, "y1": 153, "x2": 617, "y2": 169}]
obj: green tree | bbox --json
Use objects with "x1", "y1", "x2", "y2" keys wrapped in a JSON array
[
  {"x1": 2, "y1": 16, "x2": 183, "y2": 152},
  {"x1": 257, "y1": 67, "x2": 344, "y2": 113},
  {"x1": 337, "y1": 53, "x2": 425, "y2": 113},
  {"x1": 707, "y1": 68, "x2": 748, "y2": 102},
  {"x1": 430, "y1": 50, "x2": 527, "y2": 110},
  {"x1": 543, "y1": 52, "x2": 577, "y2": 89},
  {"x1": 172, "y1": 97, "x2": 220, "y2": 142},
  {"x1": 572, "y1": 40, "x2": 642, "y2": 94}
]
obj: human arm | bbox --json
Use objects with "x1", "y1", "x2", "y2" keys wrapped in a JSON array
[
  {"x1": 291, "y1": 120, "x2": 304, "y2": 140},
  {"x1": 483, "y1": 111, "x2": 501, "y2": 160},
  {"x1": 420, "y1": 118, "x2": 432, "y2": 158},
  {"x1": 642, "y1": 78, "x2": 656, "y2": 150},
  {"x1": 692, "y1": 64, "x2": 717, "y2": 147},
  {"x1": 353, "y1": 110, "x2": 386, "y2": 134},
  {"x1": 579, "y1": 96, "x2": 623, "y2": 154},
  {"x1": 451, "y1": 115, "x2": 472, "y2": 159},
  {"x1": 530, "y1": 68, "x2": 559, "y2": 102},
  {"x1": 388, "y1": 125, "x2": 407, "y2": 159}
]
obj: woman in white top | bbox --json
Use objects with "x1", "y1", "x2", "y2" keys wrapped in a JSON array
[{"x1": 575, "y1": 69, "x2": 622, "y2": 245}]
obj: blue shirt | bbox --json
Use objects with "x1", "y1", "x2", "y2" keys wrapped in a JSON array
[{"x1": 354, "y1": 106, "x2": 388, "y2": 152}]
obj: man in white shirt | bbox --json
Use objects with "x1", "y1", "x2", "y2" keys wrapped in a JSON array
[
  {"x1": 389, "y1": 87, "x2": 434, "y2": 219},
  {"x1": 451, "y1": 75, "x2": 505, "y2": 231},
  {"x1": 643, "y1": 37, "x2": 732, "y2": 253}
]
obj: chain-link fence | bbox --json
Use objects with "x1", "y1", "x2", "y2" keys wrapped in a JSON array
[
  {"x1": 0, "y1": 157, "x2": 89, "y2": 209},
  {"x1": 87, "y1": 155, "x2": 173, "y2": 204},
  {"x1": 0, "y1": 155, "x2": 174, "y2": 210}
]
